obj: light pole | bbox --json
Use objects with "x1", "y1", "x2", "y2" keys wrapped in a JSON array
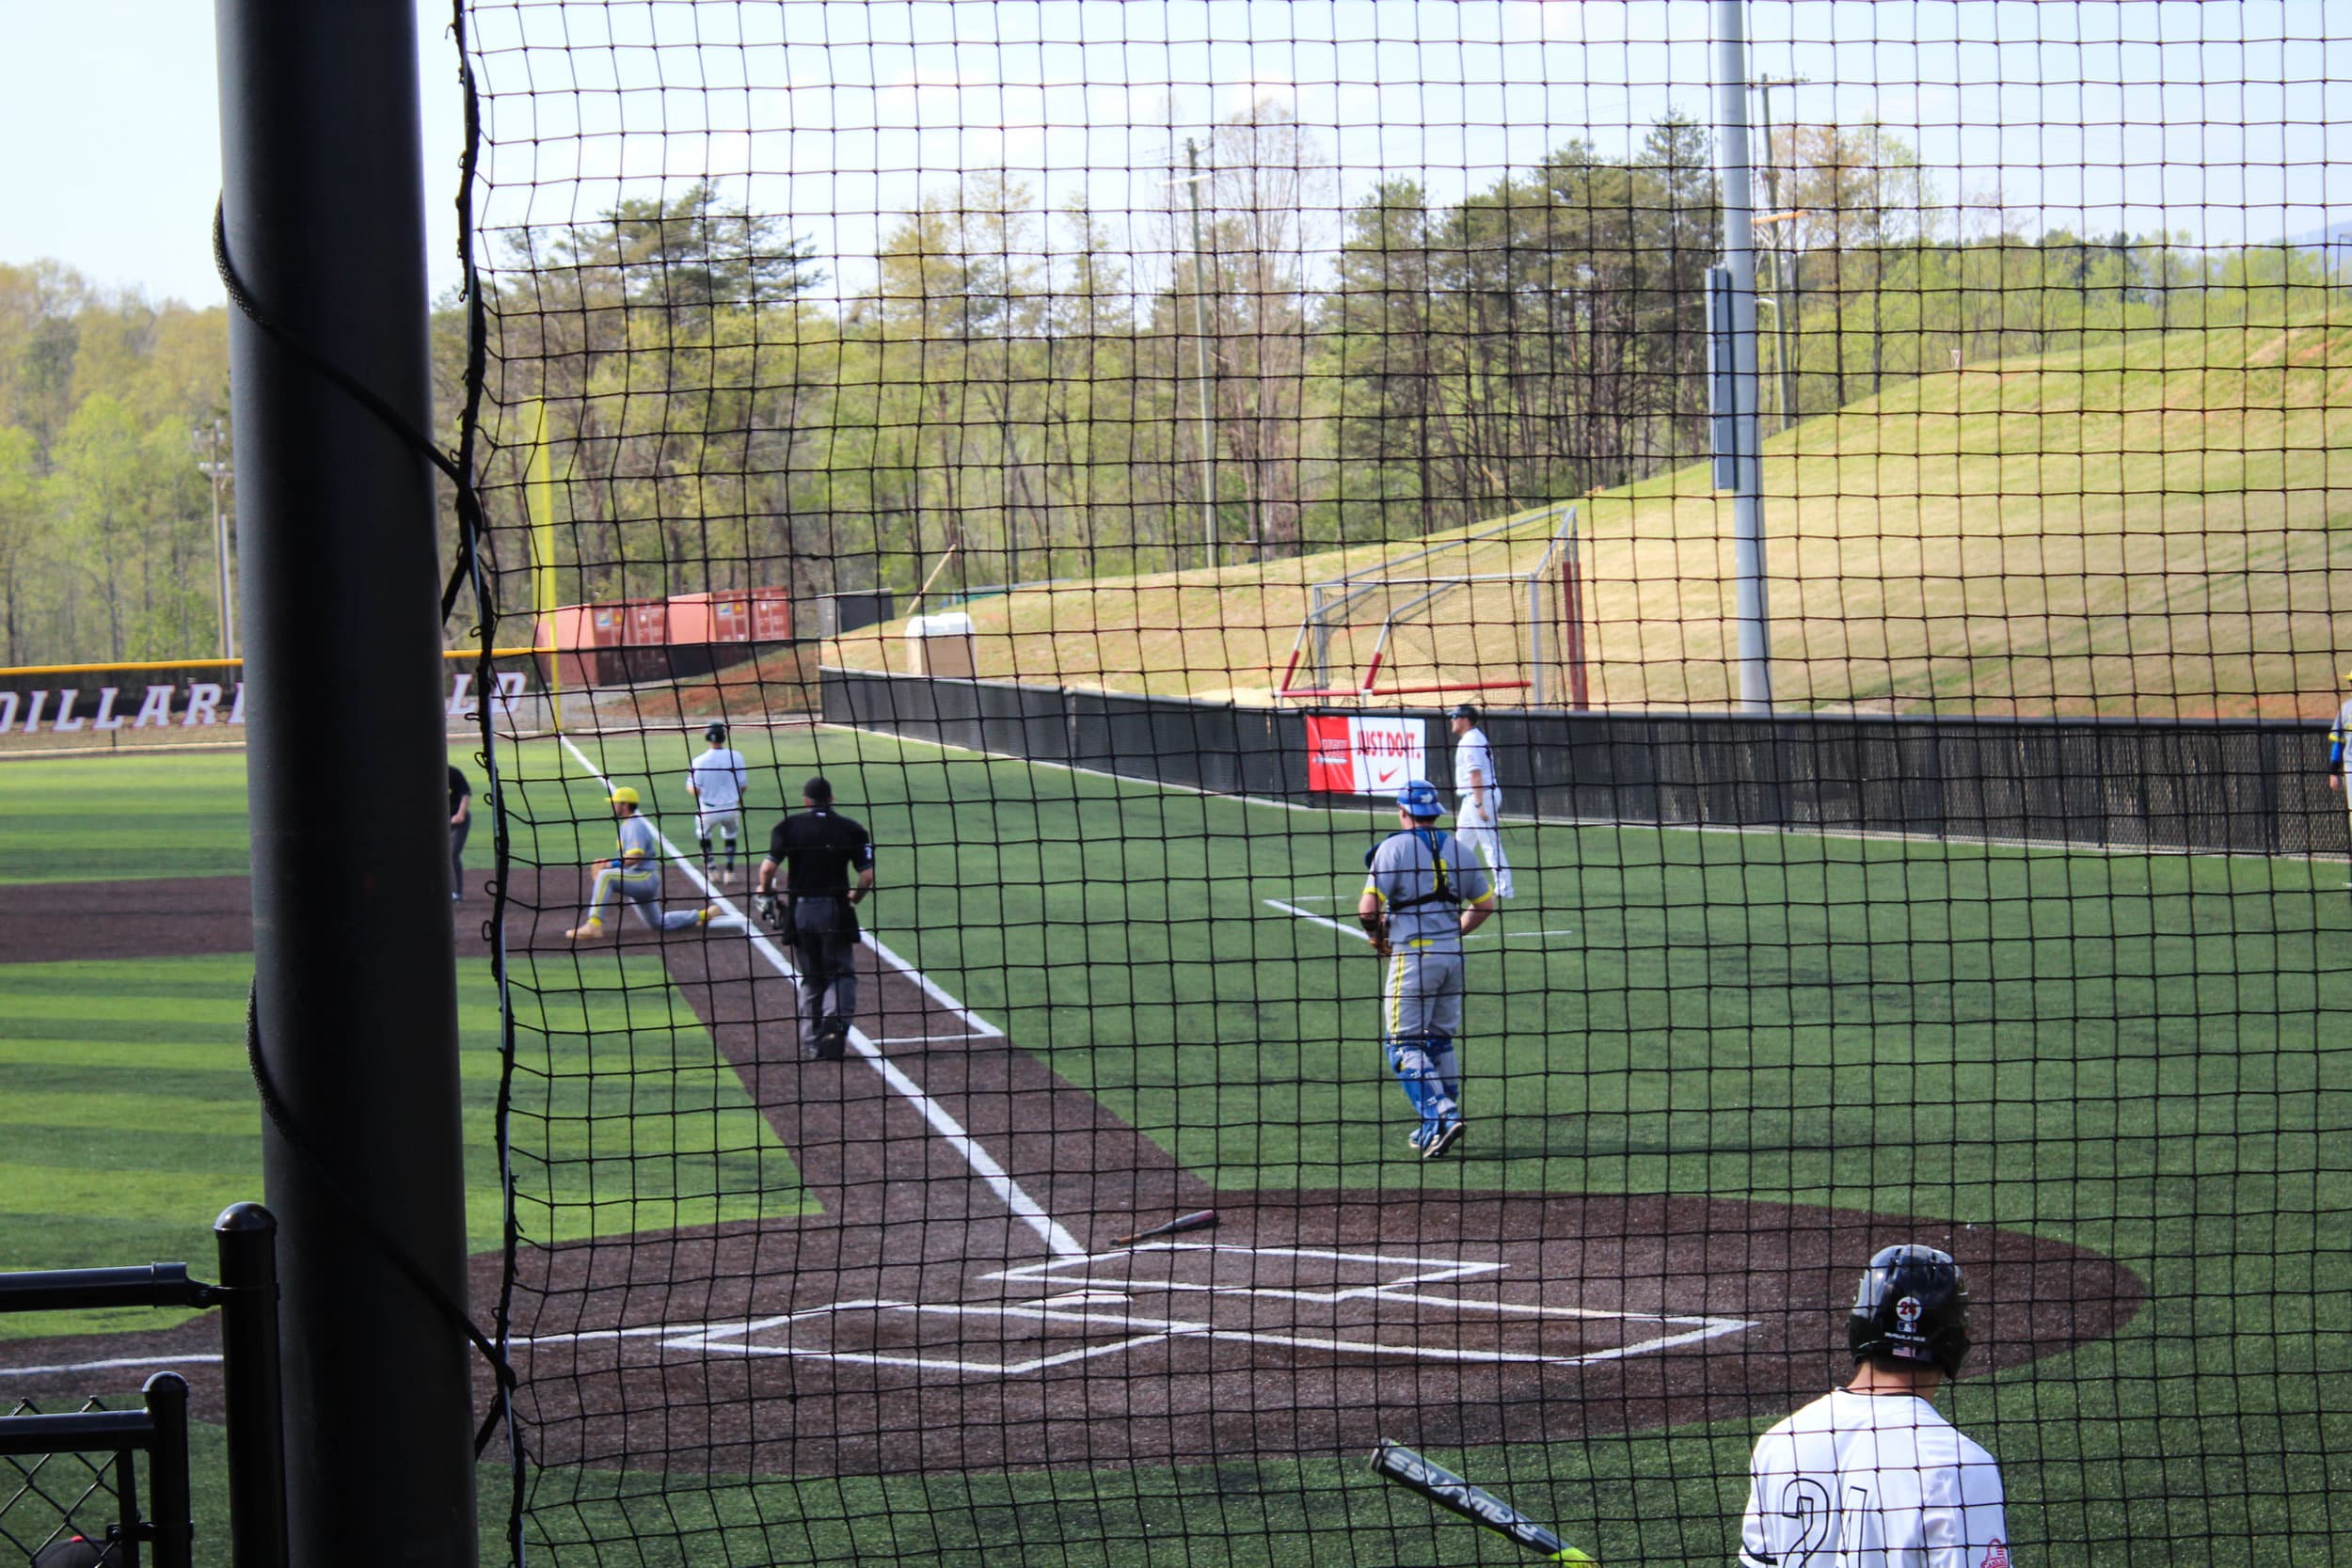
[
  {"x1": 193, "y1": 418, "x2": 236, "y2": 659},
  {"x1": 1169, "y1": 142, "x2": 1217, "y2": 571},
  {"x1": 1715, "y1": 0, "x2": 1772, "y2": 712}
]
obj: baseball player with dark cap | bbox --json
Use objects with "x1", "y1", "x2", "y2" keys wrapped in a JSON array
[
  {"x1": 1449, "y1": 703, "x2": 1513, "y2": 898},
  {"x1": 448, "y1": 762, "x2": 472, "y2": 903},
  {"x1": 1359, "y1": 778, "x2": 1496, "y2": 1158},
  {"x1": 686, "y1": 721, "x2": 750, "y2": 883},
  {"x1": 755, "y1": 776, "x2": 876, "y2": 1060},
  {"x1": 1740, "y1": 1243, "x2": 2011, "y2": 1568}
]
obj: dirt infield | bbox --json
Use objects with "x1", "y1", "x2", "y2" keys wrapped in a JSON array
[{"x1": 2, "y1": 868, "x2": 2146, "y2": 1476}]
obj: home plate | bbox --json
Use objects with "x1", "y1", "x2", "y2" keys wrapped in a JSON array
[{"x1": 1036, "y1": 1291, "x2": 1131, "y2": 1307}]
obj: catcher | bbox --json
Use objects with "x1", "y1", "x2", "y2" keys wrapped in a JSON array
[{"x1": 1358, "y1": 778, "x2": 1495, "y2": 1158}]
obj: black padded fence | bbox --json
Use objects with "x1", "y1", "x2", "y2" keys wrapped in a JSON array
[{"x1": 824, "y1": 667, "x2": 2344, "y2": 858}]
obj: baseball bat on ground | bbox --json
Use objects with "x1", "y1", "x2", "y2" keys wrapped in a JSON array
[
  {"x1": 1109, "y1": 1208, "x2": 1218, "y2": 1247},
  {"x1": 1370, "y1": 1441, "x2": 1598, "y2": 1565}
]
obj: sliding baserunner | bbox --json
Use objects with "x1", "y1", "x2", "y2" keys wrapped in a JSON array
[
  {"x1": 1359, "y1": 779, "x2": 1496, "y2": 1159},
  {"x1": 564, "y1": 786, "x2": 720, "y2": 941}
]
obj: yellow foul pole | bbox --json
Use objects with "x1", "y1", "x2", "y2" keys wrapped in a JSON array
[{"x1": 523, "y1": 399, "x2": 562, "y2": 730}]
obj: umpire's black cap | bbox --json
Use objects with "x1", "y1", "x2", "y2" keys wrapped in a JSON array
[{"x1": 803, "y1": 776, "x2": 834, "y2": 805}]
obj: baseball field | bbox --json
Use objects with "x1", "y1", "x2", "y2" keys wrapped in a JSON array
[{"x1": 2, "y1": 722, "x2": 2346, "y2": 1565}]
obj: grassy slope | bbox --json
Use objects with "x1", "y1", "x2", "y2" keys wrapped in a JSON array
[{"x1": 826, "y1": 320, "x2": 2352, "y2": 717}]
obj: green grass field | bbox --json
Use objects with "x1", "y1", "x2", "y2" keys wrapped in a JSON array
[{"x1": 3, "y1": 726, "x2": 2348, "y2": 1565}]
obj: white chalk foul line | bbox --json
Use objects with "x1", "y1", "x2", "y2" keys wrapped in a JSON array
[
  {"x1": 557, "y1": 735, "x2": 1085, "y2": 1260},
  {"x1": 1263, "y1": 897, "x2": 1372, "y2": 942},
  {"x1": 0, "y1": 1353, "x2": 223, "y2": 1380}
]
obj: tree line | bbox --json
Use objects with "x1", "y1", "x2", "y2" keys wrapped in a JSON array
[
  {"x1": 470, "y1": 108, "x2": 2342, "y2": 625},
  {"x1": 0, "y1": 262, "x2": 231, "y2": 667},
  {"x1": 4, "y1": 111, "x2": 2339, "y2": 666}
]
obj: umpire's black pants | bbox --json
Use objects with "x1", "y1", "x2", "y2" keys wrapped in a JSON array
[{"x1": 790, "y1": 895, "x2": 858, "y2": 1053}]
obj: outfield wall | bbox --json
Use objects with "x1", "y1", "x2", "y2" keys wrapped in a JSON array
[{"x1": 822, "y1": 667, "x2": 2345, "y2": 857}]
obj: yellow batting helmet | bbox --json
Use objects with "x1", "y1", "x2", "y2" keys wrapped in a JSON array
[{"x1": 608, "y1": 785, "x2": 640, "y2": 806}]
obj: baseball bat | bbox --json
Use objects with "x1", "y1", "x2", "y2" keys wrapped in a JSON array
[
  {"x1": 1109, "y1": 1208, "x2": 1218, "y2": 1247},
  {"x1": 1370, "y1": 1442, "x2": 1597, "y2": 1565}
]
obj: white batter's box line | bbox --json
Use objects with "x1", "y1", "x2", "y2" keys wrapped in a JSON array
[
  {"x1": 546, "y1": 1243, "x2": 1757, "y2": 1376},
  {"x1": 984, "y1": 1242, "x2": 1504, "y2": 1301}
]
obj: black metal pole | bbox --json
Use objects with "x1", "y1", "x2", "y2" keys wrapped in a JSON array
[
  {"x1": 214, "y1": 1203, "x2": 288, "y2": 1568},
  {"x1": 141, "y1": 1373, "x2": 195, "y2": 1568},
  {"x1": 213, "y1": 6, "x2": 478, "y2": 1567}
]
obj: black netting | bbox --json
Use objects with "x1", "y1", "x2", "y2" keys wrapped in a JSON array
[{"x1": 448, "y1": 5, "x2": 2352, "y2": 1564}]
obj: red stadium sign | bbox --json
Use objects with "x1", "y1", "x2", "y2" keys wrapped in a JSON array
[{"x1": 1304, "y1": 714, "x2": 1427, "y2": 794}]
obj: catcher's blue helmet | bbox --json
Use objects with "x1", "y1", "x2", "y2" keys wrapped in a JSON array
[{"x1": 1394, "y1": 779, "x2": 1445, "y2": 818}]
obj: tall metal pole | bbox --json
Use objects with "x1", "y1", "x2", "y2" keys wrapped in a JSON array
[
  {"x1": 1184, "y1": 140, "x2": 1218, "y2": 570},
  {"x1": 1715, "y1": 0, "x2": 1773, "y2": 712},
  {"x1": 198, "y1": 420, "x2": 236, "y2": 660},
  {"x1": 214, "y1": 5, "x2": 478, "y2": 1566}
]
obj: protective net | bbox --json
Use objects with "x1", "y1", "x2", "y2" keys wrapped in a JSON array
[{"x1": 448, "y1": 4, "x2": 2351, "y2": 1564}]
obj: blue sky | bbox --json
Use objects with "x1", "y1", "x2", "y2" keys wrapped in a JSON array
[{"x1": 6, "y1": 1, "x2": 2344, "y2": 309}]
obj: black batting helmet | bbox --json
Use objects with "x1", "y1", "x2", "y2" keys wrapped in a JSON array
[
  {"x1": 1849, "y1": 1243, "x2": 1973, "y2": 1377},
  {"x1": 705, "y1": 722, "x2": 728, "y2": 744}
]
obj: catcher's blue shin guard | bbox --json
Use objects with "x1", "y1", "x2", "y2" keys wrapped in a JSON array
[
  {"x1": 1387, "y1": 1037, "x2": 1459, "y2": 1132},
  {"x1": 1427, "y1": 1033, "x2": 1461, "y2": 1102}
]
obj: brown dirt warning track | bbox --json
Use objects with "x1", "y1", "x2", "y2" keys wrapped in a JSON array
[{"x1": 1, "y1": 868, "x2": 2144, "y2": 1475}]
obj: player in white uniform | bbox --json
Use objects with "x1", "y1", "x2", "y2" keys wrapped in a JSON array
[
  {"x1": 564, "y1": 786, "x2": 719, "y2": 941},
  {"x1": 1740, "y1": 1244, "x2": 2011, "y2": 1568},
  {"x1": 1449, "y1": 704, "x2": 1513, "y2": 898},
  {"x1": 2328, "y1": 672, "x2": 2352, "y2": 884},
  {"x1": 686, "y1": 722, "x2": 751, "y2": 883}
]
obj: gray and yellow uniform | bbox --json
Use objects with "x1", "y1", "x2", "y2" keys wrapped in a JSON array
[
  {"x1": 1361, "y1": 787, "x2": 1495, "y2": 1154},
  {"x1": 565, "y1": 787, "x2": 720, "y2": 941}
]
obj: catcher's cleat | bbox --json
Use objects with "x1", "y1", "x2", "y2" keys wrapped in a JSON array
[
  {"x1": 564, "y1": 919, "x2": 604, "y2": 942},
  {"x1": 1421, "y1": 1119, "x2": 1466, "y2": 1160}
]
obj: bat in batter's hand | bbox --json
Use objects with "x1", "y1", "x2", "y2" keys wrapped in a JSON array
[
  {"x1": 1370, "y1": 1442, "x2": 1597, "y2": 1565},
  {"x1": 1109, "y1": 1208, "x2": 1218, "y2": 1248}
]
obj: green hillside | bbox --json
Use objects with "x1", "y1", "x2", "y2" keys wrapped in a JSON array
[{"x1": 828, "y1": 320, "x2": 2352, "y2": 717}]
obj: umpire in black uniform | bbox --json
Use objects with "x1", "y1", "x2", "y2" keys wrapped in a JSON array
[{"x1": 754, "y1": 776, "x2": 876, "y2": 1060}]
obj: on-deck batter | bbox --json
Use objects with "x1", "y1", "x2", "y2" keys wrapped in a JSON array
[{"x1": 1740, "y1": 1244, "x2": 2010, "y2": 1568}]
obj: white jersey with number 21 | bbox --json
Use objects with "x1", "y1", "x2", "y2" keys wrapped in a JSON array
[{"x1": 1740, "y1": 1389, "x2": 2010, "y2": 1568}]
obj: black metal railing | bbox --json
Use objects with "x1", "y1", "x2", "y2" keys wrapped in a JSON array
[{"x1": 0, "y1": 1205, "x2": 286, "y2": 1568}]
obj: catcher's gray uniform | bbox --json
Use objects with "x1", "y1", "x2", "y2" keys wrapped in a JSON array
[{"x1": 1362, "y1": 826, "x2": 1494, "y2": 1144}]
